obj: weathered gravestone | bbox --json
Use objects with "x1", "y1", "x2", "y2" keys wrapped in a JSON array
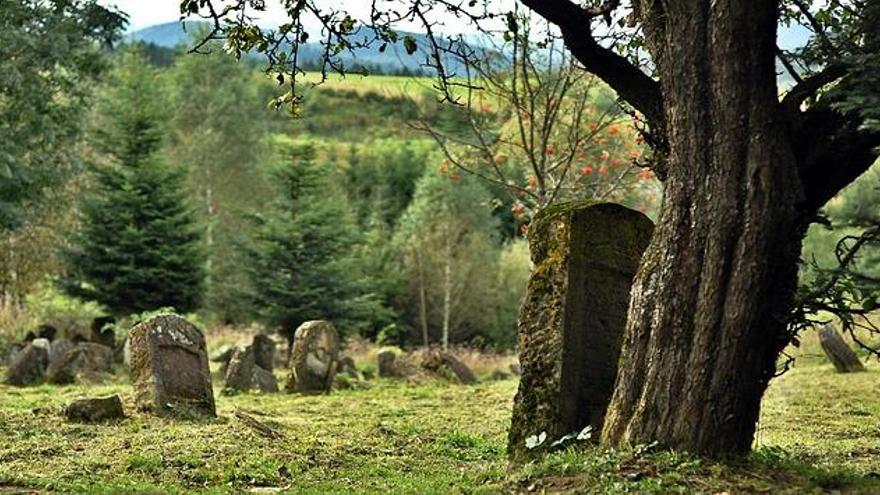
[
  {"x1": 128, "y1": 314, "x2": 216, "y2": 417},
  {"x1": 223, "y1": 345, "x2": 255, "y2": 393},
  {"x1": 285, "y1": 320, "x2": 338, "y2": 394},
  {"x1": 377, "y1": 349, "x2": 397, "y2": 378},
  {"x1": 223, "y1": 345, "x2": 280, "y2": 394},
  {"x1": 4, "y1": 338, "x2": 50, "y2": 386},
  {"x1": 4, "y1": 342, "x2": 24, "y2": 367},
  {"x1": 337, "y1": 355, "x2": 360, "y2": 378},
  {"x1": 508, "y1": 201, "x2": 653, "y2": 462},
  {"x1": 252, "y1": 334, "x2": 276, "y2": 372}
]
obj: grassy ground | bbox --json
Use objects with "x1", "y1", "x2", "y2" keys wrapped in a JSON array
[{"x1": 1, "y1": 338, "x2": 879, "y2": 494}]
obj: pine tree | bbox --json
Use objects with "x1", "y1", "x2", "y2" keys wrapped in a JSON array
[
  {"x1": 244, "y1": 143, "x2": 387, "y2": 353},
  {"x1": 60, "y1": 49, "x2": 204, "y2": 316}
]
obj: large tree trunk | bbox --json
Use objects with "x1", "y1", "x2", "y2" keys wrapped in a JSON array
[{"x1": 601, "y1": 1, "x2": 809, "y2": 455}]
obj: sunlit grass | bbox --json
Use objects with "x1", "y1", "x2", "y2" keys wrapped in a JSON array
[{"x1": 1, "y1": 336, "x2": 879, "y2": 493}]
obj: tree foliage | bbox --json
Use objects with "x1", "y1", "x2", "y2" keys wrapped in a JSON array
[
  {"x1": 0, "y1": 0, "x2": 125, "y2": 231},
  {"x1": 394, "y1": 169, "x2": 511, "y2": 348}
]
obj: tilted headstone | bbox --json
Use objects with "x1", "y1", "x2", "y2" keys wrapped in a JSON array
[
  {"x1": 285, "y1": 320, "x2": 338, "y2": 394},
  {"x1": 508, "y1": 201, "x2": 653, "y2": 462},
  {"x1": 128, "y1": 314, "x2": 216, "y2": 417},
  {"x1": 47, "y1": 347, "x2": 85, "y2": 385},
  {"x1": 4, "y1": 338, "x2": 50, "y2": 386},
  {"x1": 818, "y1": 325, "x2": 866, "y2": 373},
  {"x1": 4, "y1": 342, "x2": 24, "y2": 367},
  {"x1": 223, "y1": 344, "x2": 279, "y2": 394},
  {"x1": 74, "y1": 343, "x2": 114, "y2": 372},
  {"x1": 252, "y1": 334, "x2": 276, "y2": 372},
  {"x1": 421, "y1": 351, "x2": 477, "y2": 385},
  {"x1": 337, "y1": 355, "x2": 360, "y2": 378}
]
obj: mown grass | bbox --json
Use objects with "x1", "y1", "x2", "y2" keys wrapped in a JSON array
[{"x1": 1, "y1": 339, "x2": 879, "y2": 493}]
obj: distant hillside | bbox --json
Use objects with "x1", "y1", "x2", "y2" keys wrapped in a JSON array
[
  {"x1": 127, "y1": 22, "x2": 473, "y2": 76},
  {"x1": 129, "y1": 21, "x2": 812, "y2": 84},
  {"x1": 127, "y1": 21, "x2": 207, "y2": 47}
]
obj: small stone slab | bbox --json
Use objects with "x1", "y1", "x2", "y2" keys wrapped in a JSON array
[
  {"x1": 285, "y1": 320, "x2": 338, "y2": 394},
  {"x1": 337, "y1": 355, "x2": 362, "y2": 378},
  {"x1": 508, "y1": 201, "x2": 653, "y2": 462},
  {"x1": 818, "y1": 325, "x2": 866, "y2": 373},
  {"x1": 4, "y1": 338, "x2": 50, "y2": 386},
  {"x1": 128, "y1": 314, "x2": 216, "y2": 417},
  {"x1": 4, "y1": 342, "x2": 24, "y2": 367},
  {"x1": 65, "y1": 395, "x2": 125, "y2": 423}
]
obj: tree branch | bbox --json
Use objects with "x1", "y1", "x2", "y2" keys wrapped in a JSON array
[
  {"x1": 781, "y1": 63, "x2": 847, "y2": 115},
  {"x1": 797, "y1": 106, "x2": 880, "y2": 211},
  {"x1": 519, "y1": 0, "x2": 664, "y2": 127}
]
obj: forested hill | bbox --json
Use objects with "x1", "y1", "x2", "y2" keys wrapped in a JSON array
[{"x1": 127, "y1": 21, "x2": 470, "y2": 76}]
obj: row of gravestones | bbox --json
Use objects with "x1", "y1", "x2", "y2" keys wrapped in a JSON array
[
  {"x1": 215, "y1": 322, "x2": 487, "y2": 395},
  {"x1": 3, "y1": 319, "x2": 118, "y2": 387},
  {"x1": 128, "y1": 316, "x2": 350, "y2": 417}
]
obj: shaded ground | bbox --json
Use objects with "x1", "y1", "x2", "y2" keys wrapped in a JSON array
[{"x1": 1, "y1": 352, "x2": 879, "y2": 493}]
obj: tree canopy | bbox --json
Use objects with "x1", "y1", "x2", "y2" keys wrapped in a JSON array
[{"x1": 0, "y1": 0, "x2": 126, "y2": 231}]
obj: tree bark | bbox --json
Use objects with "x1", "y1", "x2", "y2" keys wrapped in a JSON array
[{"x1": 601, "y1": 0, "x2": 809, "y2": 456}]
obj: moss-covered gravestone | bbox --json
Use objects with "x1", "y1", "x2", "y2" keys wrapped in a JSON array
[
  {"x1": 508, "y1": 202, "x2": 653, "y2": 462},
  {"x1": 128, "y1": 314, "x2": 216, "y2": 417}
]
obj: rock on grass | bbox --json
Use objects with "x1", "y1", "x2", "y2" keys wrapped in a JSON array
[{"x1": 65, "y1": 395, "x2": 125, "y2": 423}]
